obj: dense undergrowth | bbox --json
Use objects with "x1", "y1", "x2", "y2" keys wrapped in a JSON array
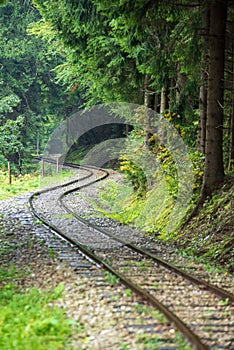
[
  {"x1": 96, "y1": 175, "x2": 234, "y2": 273},
  {"x1": 50, "y1": 143, "x2": 233, "y2": 272},
  {"x1": 0, "y1": 266, "x2": 76, "y2": 350},
  {"x1": 176, "y1": 178, "x2": 234, "y2": 273}
]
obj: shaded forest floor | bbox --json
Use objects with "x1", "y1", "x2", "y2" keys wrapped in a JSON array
[{"x1": 176, "y1": 177, "x2": 234, "y2": 273}]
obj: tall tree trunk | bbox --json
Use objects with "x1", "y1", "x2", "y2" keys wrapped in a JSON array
[
  {"x1": 198, "y1": 74, "x2": 207, "y2": 154},
  {"x1": 201, "y1": 0, "x2": 227, "y2": 196},
  {"x1": 143, "y1": 75, "x2": 155, "y2": 149},
  {"x1": 175, "y1": 71, "x2": 187, "y2": 104},
  {"x1": 228, "y1": 41, "x2": 234, "y2": 170},
  {"x1": 183, "y1": 0, "x2": 228, "y2": 225},
  {"x1": 198, "y1": 7, "x2": 210, "y2": 154},
  {"x1": 144, "y1": 74, "x2": 156, "y2": 110},
  {"x1": 160, "y1": 85, "x2": 169, "y2": 114},
  {"x1": 228, "y1": 92, "x2": 234, "y2": 170}
]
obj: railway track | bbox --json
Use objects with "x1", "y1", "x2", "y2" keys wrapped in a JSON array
[{"x1": 29, "y1": 160, "x2": 234, "y2": 350}]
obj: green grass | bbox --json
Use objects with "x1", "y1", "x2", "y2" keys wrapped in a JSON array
[
  {"x1": 95, "y1": 178, "x2": 176, "y2": 236},
  {"x1": 39, "y1": 168, "x2": 75, "y2": 188},
  {"x1": 103, "y1": 271, "x2": 120, "y2": 286},
  {"x1": 0, "y1": 172, "x2": 39, "y2": 200},
  {"x1": 0, "y1": 266, "x2": 81, "y2": 350},
  {"x1": 0, "y1": 168, "x2": 75, "y2": 200}
]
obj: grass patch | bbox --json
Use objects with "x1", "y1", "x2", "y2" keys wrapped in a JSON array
[
  {"x1": 94, "y1": 179, "x2": 143, "y2": 225},
  {"x1": 0, "y1": 171, "x2": 39, "y2": 200},
  {"x1": 0, "y1": 266, "x2": 80, "y2": 350},
  {"x1": 39, "y1": 167, "x2": 75, "y2": 189},
  {"x1": 95, "y1": 174, "x2": 234, "y2": 271},
  {"x1": 177, "y1": 180, "x2": 234, "y2": 272},
  {"x1": 95, "y1": 178, "x2": 177, "y2": 237},
  {"x1": 0, "y1": 168, "x2": 75, "y2": 200},
  {"x1": 96, "y1": 179, "x2": 133, "y2": 215}
]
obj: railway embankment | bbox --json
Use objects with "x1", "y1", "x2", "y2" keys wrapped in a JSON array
[
  {"x1": 88, "y1": 172, "x2": 234, "y2": 274},
  {"x1": 175, "y1": 180, "x2": 234, "y2": 274}
]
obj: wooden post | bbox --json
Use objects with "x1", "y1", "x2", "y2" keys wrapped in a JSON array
[
  {"x1": 41, "y1": 159, "x2": 44, "y2": 177},
  {"x1": 8, "y1": 161, "x2": 12, "y2": 185},
  {"x1": 36, "y1": 131, "x2": 39, "y2": 156},
  {"x1": 56, "y1": 157, "x2": 59, "y2": 173}
]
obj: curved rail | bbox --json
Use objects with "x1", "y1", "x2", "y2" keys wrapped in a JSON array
[
  {"x1": 60, "y1": 186, "x2": 234, "y2": 304},
  {"x1": 29, "y1": 160, "x2": 233, "y2": 350}
]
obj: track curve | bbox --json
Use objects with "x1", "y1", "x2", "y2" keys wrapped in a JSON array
[{"x1": 29, "y1": 160, "x2": 234, "y2": 350}]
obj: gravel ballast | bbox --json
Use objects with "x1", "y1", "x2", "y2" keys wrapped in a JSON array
[
  {"x1": 1, "y1": 170, "x2": 234, "y2": 349},
  {"x1": 0, "y1": 190, "x2": 186, "y2": 350}
]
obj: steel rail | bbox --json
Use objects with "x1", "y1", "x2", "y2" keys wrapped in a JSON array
[
  {"x1": 59, "y1": 176, "x2": 234, "y2": 305},
  {"x1": 28, "y1": 160, "x2": 211, "y2": 350},
  {"x1": 29, "y1": 194, "x2": 208, "y2": 350}
]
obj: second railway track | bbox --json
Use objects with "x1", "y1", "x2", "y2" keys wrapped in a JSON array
[{"x1": 29, "y1": 160, "x2": 234, "y2": 350}]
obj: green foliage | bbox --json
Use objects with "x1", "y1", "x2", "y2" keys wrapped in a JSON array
[
  {"x1": 0, "y1": 168, "x2": 74, "y2": 200},
  {"x1": 189, "y1": 151, "x2": 205, "y2": 192},
  {"x1": 0, "y1": 171, "x2": 39, "y2": 200},
  {"x1": 177, "y1": 180, "x2": 234, "y2": 272},
  {"x1": 32, "y1": 0, "x2": 145, "y2": 105},
  {"x1": 111, "y1": 124, "x2": 177, "y2": 232},
  {"x1": 0, "y1": 94, "x2": 20, "y2": 114},
  {"x1": 39, "y1": 168, "x2": 75, "y2": 188},
  {"x1": 103, "y1": 271, "x2": 119, "y2": 286},
  {"x1": 120, "y1": 158, "x2": 147, "y2": 195},
  {"x1": 0, "y1": 266, "x2": 22, "y2": 285},
  {"x1": 218, "y1": 298, "x2": 229, "y2": 306},
  {"x1": 0, "y1": 0, "x2": 80, "y2": 170},
  {"x1": 95, "y1": 176, "x2": 175, "y2": 236},
  {"x1": 124, "y1": 289, "x2": 132, "y2": 297},
  {"x1": 95, "y1": 179, "x2": 142, "y2": 224},
  {"x1": 96, "y1": 179, "x2": 133, "y2": 215},
  {"x1": 0, "y1": 116, "x2": 24, "y2": 161},
  {"x1": 94, "y1": 116, "x2": 201, "y2": 237},
  {"x1": 0, "y1": 268, "x2": 76, "y2": 350}
]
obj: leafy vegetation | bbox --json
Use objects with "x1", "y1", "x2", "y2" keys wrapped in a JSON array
[
  {"x1": 0, "y1": 171, "x2": 39, "y2": 200},
  {"x1": 176, "y1": 180, "x2": 234, "y2": 272},
  {"x1": 0, "y1": 168, "x2": 74, "y2": 200},
  {"x1": 0, "y1": 0, "x2": 80, "y2": 173},
  {"x1": 0, "y1": 0, "x2": 233, "y2": 272},
  {"x1": 29, "y1": 1, "x2": 232, "y2": 243},
  {"x1": 96, "y1": 178, "x2": 174, "y2": 235},
  {"x1": 103, "y1": 271, "x2": 120, "y2": 286},
  {"x1": 0, "y1": 267, "x2": 77, "y2": 350},
  {"x1": 95, "y1": 174, "x2": 234, "y2": 271}
]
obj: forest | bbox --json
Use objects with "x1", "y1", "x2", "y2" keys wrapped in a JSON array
[{"x1": 0, "y1": 0, "x2": 234, "y2": 251}]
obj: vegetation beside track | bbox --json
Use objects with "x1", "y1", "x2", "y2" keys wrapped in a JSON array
[
  {"x1": 176, "y1": 178, "x2": 234, "y2": 273},
  {"x1": 0, "y1": 267, "x2": 75, "y2": 350},
  {"x1": 0, "y1": 168, "x2": 75, "y2": 200},
  {"x1": 3, "y1": 157, "x2": 231, "y2": 274},
  {"x1": 0, "y1": 186, "x2": 194, "y2": 350},
  {"x1": 0, "y1": 171, "x2": 38, "y2": 200},
  {"x1": 95, "y1": 175, "x2": 234, "y2": 273},
  {"x1": 0, "y1": 231, "x2": 80, "y2": 350}
]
